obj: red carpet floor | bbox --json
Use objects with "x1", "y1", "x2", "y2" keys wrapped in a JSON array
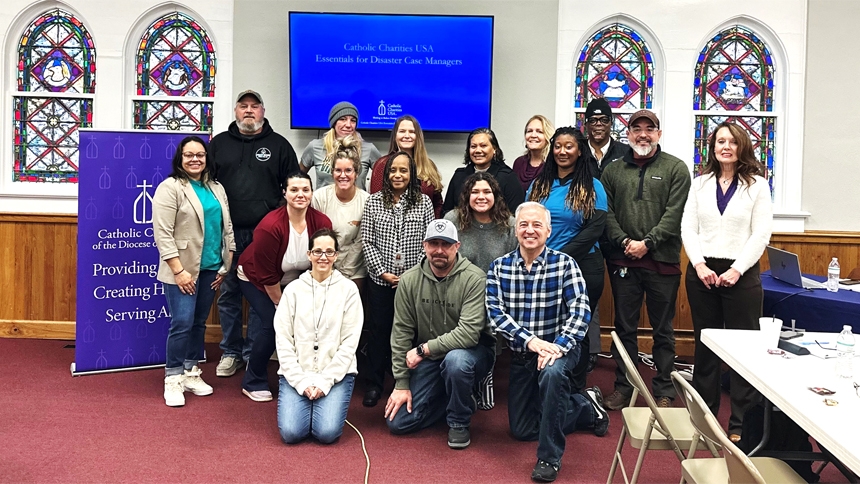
[{"x1": 0, "y1": 339, "x2": 847, "y2": 483}]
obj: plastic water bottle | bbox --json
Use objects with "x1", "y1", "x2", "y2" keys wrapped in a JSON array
[
  {"x1": 827, "y1": 257, "x2": 840, "y2": 293},
  {"x1": 836, "y1": 325, "x2": 854, "y2": 378}
]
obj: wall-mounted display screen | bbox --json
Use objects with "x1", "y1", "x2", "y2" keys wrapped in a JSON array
[{"x1": 289, "y1": 12, "x2": 494, "y2": 132}]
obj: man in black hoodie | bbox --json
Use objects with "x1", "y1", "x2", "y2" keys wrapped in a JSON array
[{"x1": 210, "y1": 90, "x2": 299, "y2": 377}]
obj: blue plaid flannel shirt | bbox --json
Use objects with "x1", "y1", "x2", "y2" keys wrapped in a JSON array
[{"x1": 486, "y1": 247, "x2": 590, "y2": 353}]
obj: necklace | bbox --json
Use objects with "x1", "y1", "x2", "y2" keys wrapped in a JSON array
[
  {"x1": 720, "y1": 175, "x2": 734, "y2": 186},
  {"x1": 311, "y1": 275, "x2": 332, "y2": 363}
]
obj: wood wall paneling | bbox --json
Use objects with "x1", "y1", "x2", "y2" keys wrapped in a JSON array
[{"x1": 2, "y1": 213, "x2": 858, "y2": 358}]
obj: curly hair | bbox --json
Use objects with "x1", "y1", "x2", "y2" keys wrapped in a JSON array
[
  {"x1": 455, "y1": 172, "x2": 512, "y2": 232},
  {"x1": 463, "y1": 128, "x2": 505, "y2": 166},
  {"x1": 527, "y1": 127, "x2": 597, "y2": 218},
  {"x1": 331, "y1": 135, "x2": 361, "y2": 174},
  {"x1": 703, "y1": 122, "x2": 764, "y2": 186},
  {"x1": 380, "y1": 151, "x2": 421, "y2": 210}
]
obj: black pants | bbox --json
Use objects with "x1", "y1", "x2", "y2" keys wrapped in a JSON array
[
  {"x1": 570, "y1": 251, "x2": 605, "y2": 392},
  {"x1": 365, "y1": 280, "x2": 397, "y2": 391},
  {"x1": 687, "y1": 259, "x2": 762, "y2": 434},
  {"x1": 609, "y1": 266, "x2": 680, "y2": 399}
]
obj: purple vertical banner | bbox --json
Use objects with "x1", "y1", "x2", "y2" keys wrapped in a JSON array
[{"x1": 75, "y1": 130, "x2": 199, "y2": 374}]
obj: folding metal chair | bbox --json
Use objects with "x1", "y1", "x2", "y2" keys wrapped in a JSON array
[
  {"x1": 606, "y1": 331, "x2": 700, "y2": 484},
  {"x1": 671, "y1": 371, "x2": 806, "y2": 484}
]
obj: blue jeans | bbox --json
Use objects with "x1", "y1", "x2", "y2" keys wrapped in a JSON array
[
  {"x1": 218, "y1": 228, "x2": 261, "y2": 361},
  {"x1": 507, "y1": 346, "x2": 595, "y2": 466},
  {"x1": 387, "y1": 345, "x2": 495, "y2": 434},
  {"x1": 164, "y1": 270, "x2": 218, "y2": 376},
  {"x1": 278, "y1": 374, "x2": 355, "y2": 444},
  {"x1": 239, "y1": 279, "x2": 278, "y2": 392}
]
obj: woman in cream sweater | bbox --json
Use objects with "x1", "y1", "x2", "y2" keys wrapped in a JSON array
[
  {"x1": 275, "y1": 228, "x2": 363, "y2": 444},
  {"x1": 681, "y1": 122, "x2": 772, "y2": 442}
]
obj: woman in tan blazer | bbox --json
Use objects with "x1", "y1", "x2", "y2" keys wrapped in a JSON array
[{"x1": 153, "y1": 136, "x2": 235, "y2": 407}]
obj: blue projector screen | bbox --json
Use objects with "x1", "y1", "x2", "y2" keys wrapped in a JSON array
[{"x1": 289, "y1": 12, "x2": 494, "y2": 133}]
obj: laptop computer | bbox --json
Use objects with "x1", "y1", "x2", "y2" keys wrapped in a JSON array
[{"x1": 766, "y1": 246, "x2": 827, "y2": 290}]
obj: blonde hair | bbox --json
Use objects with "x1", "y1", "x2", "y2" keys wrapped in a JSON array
[
  {"x1": 322, "y1": 129, "x2": 363, "y2": 173},
  {"x1": 332, "y1": 135, "x2": 361, "y2": 173},
  {"x1": 388, "y1": 115, "x2": 443, "y2": 191},
  {"x1": 522, "y1": 115, "x2": 555, "y2": 162}
]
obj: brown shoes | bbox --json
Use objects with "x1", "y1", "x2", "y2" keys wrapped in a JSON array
[
  {"x1": 655, "y1": 396, "x2": 672, "y2": 408},
  {"x1": 604, "y1": 390, "x2": 630, "y2": 410}
]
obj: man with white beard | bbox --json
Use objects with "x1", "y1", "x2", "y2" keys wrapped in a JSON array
[
  {"x1": 599, "y1": 110, "x2": 691, "y2": 411},
  {"x1": 210, "y1": 90, "x2": 299, "y2": 377}
]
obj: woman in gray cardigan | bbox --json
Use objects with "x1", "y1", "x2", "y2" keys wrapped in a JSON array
[{"x1": 152, "y1": 136, "x2": 235, "y2": 407}]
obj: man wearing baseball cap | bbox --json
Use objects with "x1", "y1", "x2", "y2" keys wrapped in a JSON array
[
  {"x1": 600, "y1": 109, "x2": 691, "y2": 411},
  {"x1": 582, "y1": 97, "x2": 629, "y2": 173},
  {"x1": 210, "y1": 90, "x2": 299, "y2": 377},
  {"x1": 385, "y1": 219, "x2": 495, "y2": 450}
]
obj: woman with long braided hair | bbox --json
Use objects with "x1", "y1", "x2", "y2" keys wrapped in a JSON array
[{"x1": 527, "y1": 126, "x2": 607, "y2": 394}]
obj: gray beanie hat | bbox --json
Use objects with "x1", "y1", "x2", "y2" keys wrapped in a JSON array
[{"x1": 328, "y1": 101, "x2": 359, "y2": 128}]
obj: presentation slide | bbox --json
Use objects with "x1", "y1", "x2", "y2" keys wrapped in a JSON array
[{"x1": 289, "y1": 13, "x2": 494, "y2": 132}]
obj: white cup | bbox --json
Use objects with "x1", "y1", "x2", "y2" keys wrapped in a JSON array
[{"x1": 759, "y1": 317, "x2": 783, "y2": 349}]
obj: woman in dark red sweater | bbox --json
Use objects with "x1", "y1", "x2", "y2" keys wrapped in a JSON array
[{"x1": 237, "y1": 172, "x2": 332, "y2": 402}]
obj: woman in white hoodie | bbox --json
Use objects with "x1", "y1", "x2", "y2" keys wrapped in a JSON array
[{"x1": 275, "y1": 228, "x2": 364, "y2": 444}]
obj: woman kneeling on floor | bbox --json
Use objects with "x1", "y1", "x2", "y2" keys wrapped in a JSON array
[{"x1": 276, "y1": 228, "x2": 364, "y2": 444}]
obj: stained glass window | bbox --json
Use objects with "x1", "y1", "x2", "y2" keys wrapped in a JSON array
[
  {"x1": 13, "y1": 8, "x2": 95, "y2": 183},
  {"x1": 133, "y1": 12, "x2": 216, "y2": 132},
  {"x1": 573, "y1": 23, "x2": 654, "y2": 140},
  {"x1": 693, "y1": 25, "x2": 776, "y2": 189}
]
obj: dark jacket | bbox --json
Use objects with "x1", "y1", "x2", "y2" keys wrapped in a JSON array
[
  {"x1": 211, "y1": 119, "x2": 299, "y2": 229},
  {"x1": 442, "y1": 162, "x2": 525, "y2": 214},
  {"x1": 600, "y1": 147, "x2": 691, "y2": 264},
  {"x1": 597, "y1": 138, "x2": 631, "y2": 174}
]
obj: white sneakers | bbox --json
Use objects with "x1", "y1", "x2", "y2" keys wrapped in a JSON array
[
  {"x1": 164, "y1": 374, "x2": 185, "y2": 407},
  {"x1": 182, "y1": 366, "x2": 214, "y2": 396},
  {"x1": 242, "y1": 389, "x2": 273, "y2": 402},
  {"x1": 163, "y1": 366, "x2": 213, "y2": 407}
]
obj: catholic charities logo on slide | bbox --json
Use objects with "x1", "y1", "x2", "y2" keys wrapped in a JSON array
[{"x1": 256, "y1": 147, "x2": 272, "y2": 161}]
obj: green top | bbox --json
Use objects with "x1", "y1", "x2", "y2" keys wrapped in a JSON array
[
  {"x1": 190, "y1": 179, "x2": 223, "y2": 271},
  {"x1": 600, "y1": 149, "x2": 691, "y2": 264}
]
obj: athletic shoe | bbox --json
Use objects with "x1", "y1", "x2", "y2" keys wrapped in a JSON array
[
  {"x1": 476, "y1": 371, "x2": 494, "y2": 410},
  {"x1": 242, "y1": 388, "x2": 273, "y2": 402},
  {"x1": 531, "y1": 459, "x2": 560, "y2": 482},
  {"x1": 586, "y1": 354, "x2": 598, "y2": 373},
  {"x1": 164, "y1": 374, "x2": 185, "y2": 407},
  {"x1": 215, "y1": 355, "x2": 243, "y2": 377},
  {"x1": 182, "y1": 366, "x2": 213, "y2": 396},
  {"x1": 655, "y1": 396, "x2": 672, "y2": 408},
  {"x1": 585, "y1": 386, "x2": 610, "y2": 437},
  {"x1": 447, "y1": 427, "x2": 471, "y2": 449},
  {"x1": 604, "y1": 390, "x2": 630, "y2": 410}
]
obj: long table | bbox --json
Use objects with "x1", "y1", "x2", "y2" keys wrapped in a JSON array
[
  {"x1": 762, "y1": 271, "x2": 860, "y2": 332},
  {"x1": 702, "y1": 328, "x2": 860, "y2": 477}
]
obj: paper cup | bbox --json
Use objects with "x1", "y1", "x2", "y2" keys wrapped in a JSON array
[{"x1": 759, "y1": 317, "x2": 783, "y2": 349}]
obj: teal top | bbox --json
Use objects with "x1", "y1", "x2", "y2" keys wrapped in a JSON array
[{"x1": 190, "y1": 179, "x2": 223, "y2": 271}]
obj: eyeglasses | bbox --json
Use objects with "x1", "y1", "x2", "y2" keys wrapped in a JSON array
[
  {"x1": 182, "y1": 152, "x2": 206, "y2": 160},
  {"x1": 629, "y1": 126, "x2": 659, "y2": 134},
  {"x1": 309, "y1": 249, "x2": 337, "y2": 258},
  {"x1": 586, "y1": 116, "x2": 612, "y2": 126}
]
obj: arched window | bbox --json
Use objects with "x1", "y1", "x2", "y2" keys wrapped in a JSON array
[
  {"x1": 693, "y1": 25, "x2": 775, "y2": 190},
  {"x1": 13, "y1": 8, "x2": 96, "y2": 183},
  {"x1": 132, "y1": 12, "x2": 216, "y2": 131},
  {"x1": 573, "y1": 23, "x2": 654, "y2": 139}
]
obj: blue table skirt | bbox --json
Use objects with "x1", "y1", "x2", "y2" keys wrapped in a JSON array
[{"x1": 761, "y1": 271, "x2": 860, "y2": 333}]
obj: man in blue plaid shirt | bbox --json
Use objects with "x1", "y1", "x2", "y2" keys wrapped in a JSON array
[{"x1": 487, "y1": 202, "x2": 609, "y2": 483}]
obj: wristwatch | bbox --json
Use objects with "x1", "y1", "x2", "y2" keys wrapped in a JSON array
[{"x1": 416, "y1": 344, "x2": 425, "y2": 357}]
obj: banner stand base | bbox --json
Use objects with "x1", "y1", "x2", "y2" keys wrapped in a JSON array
[{"x1": 71, "y1": 350, "x2": 208, "y2": 377}]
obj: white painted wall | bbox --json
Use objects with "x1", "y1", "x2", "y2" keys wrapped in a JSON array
[{"x1": 0, "y1": 0, "x2": 233, "y2": 213}]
